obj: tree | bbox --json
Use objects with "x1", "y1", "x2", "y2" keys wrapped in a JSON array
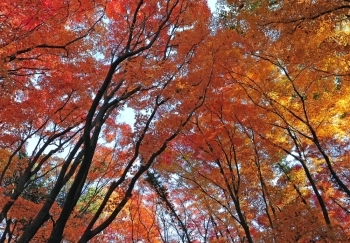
[
  {"x1": 149, "y1": 0, "x2": 350, "y2": 242},
  {"x1": 3, "y1": 0, "x2": 350, "y2": 242},
  {"x1": 0, "y1": 0, "x2": 212, "y2": 242}
]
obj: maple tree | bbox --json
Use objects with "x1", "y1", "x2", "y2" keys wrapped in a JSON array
[
  {"x1": 0, "y1": 0, "x2": 212, "y2": 242},
  {"x1": 149, "y1": 0, "x2": 350, "y2": 242},
  {"x1": 2, "y1": 0, "x2": 350, "y2": 242}
]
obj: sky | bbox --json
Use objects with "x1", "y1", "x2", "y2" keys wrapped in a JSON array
[{"x1": 207, "y1": 0, "x2": 217, "y2": 12}]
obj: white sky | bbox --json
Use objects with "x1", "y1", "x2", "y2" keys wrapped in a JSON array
[{"x1": 207, "y1": 0, "x2": 217, "y2": 11}]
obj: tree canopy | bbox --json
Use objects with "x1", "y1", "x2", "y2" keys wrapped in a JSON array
[{"x1": 1, "y1": 0, "x2": 350, "y2": 242}]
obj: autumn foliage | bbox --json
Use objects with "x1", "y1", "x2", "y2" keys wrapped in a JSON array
[{"x1": 1, "y1": 0, "x2": 350, "y2": 242}]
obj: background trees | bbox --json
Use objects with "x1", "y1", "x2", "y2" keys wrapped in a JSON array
[{"x1": 153, "y1": 0, "x2": 350, "y2": 242}]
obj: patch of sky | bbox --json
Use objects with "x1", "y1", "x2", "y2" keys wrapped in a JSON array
[
  {"x1": 265, "y1": 28, "x2": 281, "y2": 42},
  {"x1": 207, "y1": 0, "x2": 217, "y2": 12},
  {"x1": 117, "y1": 106, "x2": 135, "y2": 127}
]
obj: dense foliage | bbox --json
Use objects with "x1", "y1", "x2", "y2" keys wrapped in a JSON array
[{"x1": 1, "y1": 0, "x2": 350, "y2": 242}]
